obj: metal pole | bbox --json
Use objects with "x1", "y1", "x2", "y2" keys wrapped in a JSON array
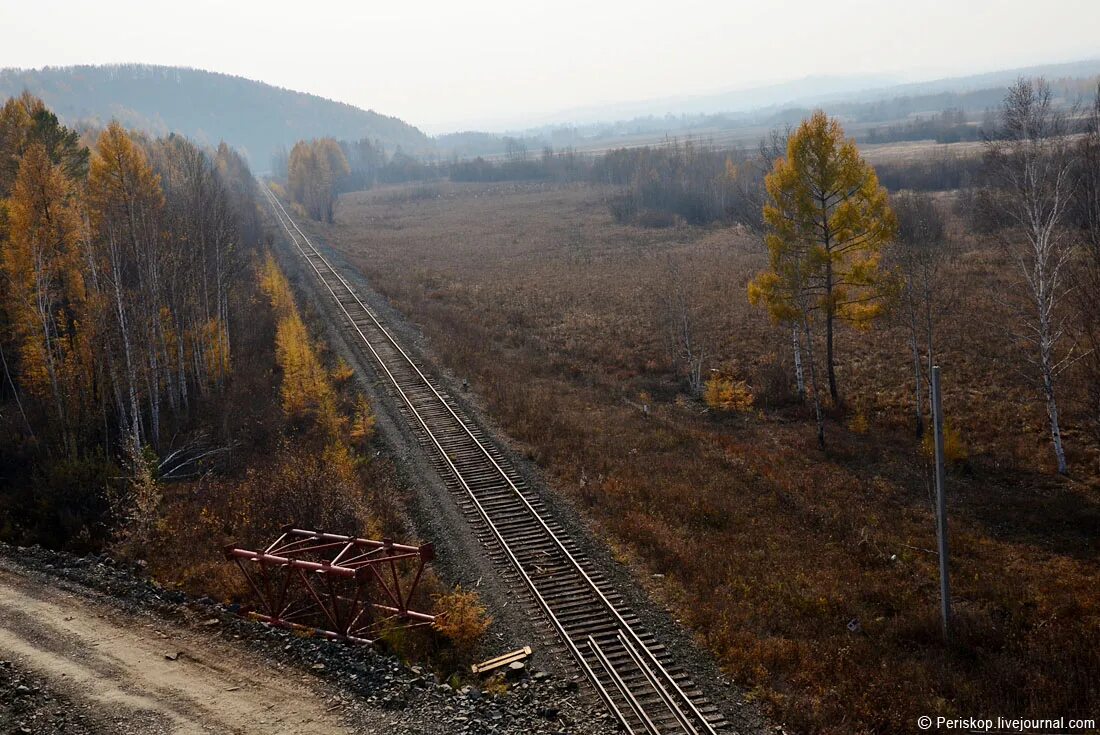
[{"x1": 930, "y1": 365, "x2": 951, "y2": 641}]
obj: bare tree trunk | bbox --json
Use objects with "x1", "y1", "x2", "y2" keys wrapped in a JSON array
[
  {"x1": 791, "y1": 324, "x2": 805, "y2": 402},
  {"x1": 1042, "y1": 356, "x2": 1067, "y2": 474},
  {"x1": 801, "y1": 318, "x2": 825, "y2": 449},
  {"x1": 824, "y1": 262, "x2": 839, "y2": 405},
  {"x1": 177, "y1": 325, "x2": 188, "y2": 410},
  {"x1": 0, "y1": 340, "x2": 33, "y2": 436},
  {"x1": 910, "y1": 333, "x2": 924, "y2": 439},
  {"x1": 109, "y1": 237, "x2": 142, "y2": 446},
  {"x1": 926, "y1": 299, "x2": 936, "y2": 415},
  {"x1": 30, "y1": 242, "x2": 70, "y2": 448}
]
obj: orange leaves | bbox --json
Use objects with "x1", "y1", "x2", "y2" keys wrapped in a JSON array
[
  {"x1": 261, "y1": 252, "x2": 333, "y2": 424},
  {"x1": 273, "y1": 300, "x2": 336, "y2": 426},
  {"x1": 432, "y1": 586, "x2": 492, "y2": 658},
  {"x1": 1, "y1": 139, "x2": 92, "y2": 431},
  {"x1": 349, "y1": 394, "x2": 376, "y2": 447},
  {"x1": 200, "y1": 317, "x2": 230, "y2": 382},
  {"x1": 87, "y1": 122, "x2": 164, "y2": 229},
  {"x1": 704, "y1": 373, "x2": 755, "y2": 413},
  {"x1": 260, "y1": 252, "x2": 377, "y2": 448},
  {"x1": 258, "y1": 252, "x2": 296, "y2": 318},
  {"x1": 287, "y1": 137, "x2": 348, "y2": 222},
  {"x1": 755, "y1": 111, "x2": 897, "y2": 318}
]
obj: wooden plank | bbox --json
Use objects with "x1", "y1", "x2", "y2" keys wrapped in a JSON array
[{"x1": 471, "y1": 646, "x2": 532, "y2": 674}]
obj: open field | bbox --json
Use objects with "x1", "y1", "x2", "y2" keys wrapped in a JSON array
[{"x1": 305, "y1": 180, "x2": 1100, "y2": 734}]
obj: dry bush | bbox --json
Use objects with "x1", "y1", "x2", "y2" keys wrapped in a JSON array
[
  {"x1": 704, "y1": 373, "x2": 754, "y2": 412},
  {"x1": 350, "y1": 394, "x2": 377, "y2": 447},
  {"x1": 433, "y1": 587, "x2": 492, "y2": 661},
  {"x1": 922, "y1": 421, "x2": 969, "y2": 465},
  {"x1": 331, "y1": 358, "x2": 356, "y2": 385}
]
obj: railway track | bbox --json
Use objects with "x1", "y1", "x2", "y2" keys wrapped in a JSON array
[{"x1": 261, "y1": 184, "x2": 729, "y2": 735}]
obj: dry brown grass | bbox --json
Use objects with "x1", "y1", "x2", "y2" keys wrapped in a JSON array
[{"x1": 310, "y1": 181, "x2": 1098, "y2": 733}]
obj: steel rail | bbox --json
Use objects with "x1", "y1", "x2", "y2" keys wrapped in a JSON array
[
  {"x1": 260, "y1": 184, "x2": 637, "y2": 730},
  {"x1": 260, "y1": 184, "x2": 721, "y2": 733}
]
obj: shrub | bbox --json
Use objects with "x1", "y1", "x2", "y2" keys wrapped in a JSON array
[
  {"x1": 350, "y1": 395, "x2": 377, "y2": 447},
  {"x1": 331, "y1": 358, "x2": 355, "y2": 385},
  {"x1": 433, "y1": 586, "x2": 492, "y2": 661},
  {"x1": 922, "y1": 421, "x2": 969, "y2": 464},
  {"x1": 704, "y1": 374, "x2": 754, "y2": 412}
]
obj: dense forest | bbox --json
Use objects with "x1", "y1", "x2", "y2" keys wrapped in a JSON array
[
  {"x1": 0, "y1": 65, "x2": 433, "y2": 170},
  {"x1": 0, "y1": 92, "x2": 262, "y2": 546},
  {"x1": 0, "y1": 94, "x2": 485, "y2": 673}
]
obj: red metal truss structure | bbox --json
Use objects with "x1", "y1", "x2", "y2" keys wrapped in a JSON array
[{"x1": 225, "y1": 527, "x2": 436, "y2": 644}]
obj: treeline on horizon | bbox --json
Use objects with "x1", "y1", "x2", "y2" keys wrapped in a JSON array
[
  {"x1": 273, "y1": 75, "x2": 1100, "y2": 239},
  {"x1": 436, "y1": 73, "x2": 1100, "y2": 156},
  {"x1": 0, "y1": 92, "x2": 262, "y2": 547},
  {"x1": 275, "y1": 120, "x2": 990, "y2": 228}
]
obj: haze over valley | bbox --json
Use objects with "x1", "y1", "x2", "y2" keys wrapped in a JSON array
[{"x1": 1, "y1": 3, "x2": 1098, "y2": 734}]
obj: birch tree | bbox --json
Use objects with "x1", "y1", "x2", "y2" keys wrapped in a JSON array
[
  {"x1": 287, "y1": 138, "x2": 349, "y2": 222},
  {"x1": 1073, "y1": 83, "x2": 1100, "y2": 441},
  {"x1": 86, "y1": 123, "x2": 165, "y2": 449},
  {"x1": 749, "y1": 235, "x2": 827, "y2": 447},
  {"x1": 659, "y1": 257, "x2": 717, "y2": 397},
  {"x1": 985, "y1": 78, "x2": 1077, "y2": 474},
  {"x1": 1, "y1": 143, "x2": 91, "y2": 453},
  {"x1": 892, "y1": 192, "x2": 955, "y2": 438}
]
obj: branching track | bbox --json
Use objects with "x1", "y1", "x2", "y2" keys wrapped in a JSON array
[{"x1": 261, "y1": 185, "x2": 728, "y2": 734}]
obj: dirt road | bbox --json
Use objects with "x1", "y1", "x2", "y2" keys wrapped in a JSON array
[{"x1": 0, "y1": 564, "x2": 357, "y2": 734}]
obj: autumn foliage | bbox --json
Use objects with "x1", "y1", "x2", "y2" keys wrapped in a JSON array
[
  {"x1": 703, "y1": 373, "x2": 754, "y2": 412},
  {"x1": 0, "y1": 96, "x2": 262, "y2": 546},
  {"x1": 287, "y1": 137, "x2": 349, "y2": 222}
]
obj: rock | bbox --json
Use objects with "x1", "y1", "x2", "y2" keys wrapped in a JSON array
[{"x1": 381, "y1": 694, "x2": 407, "y2": 710}]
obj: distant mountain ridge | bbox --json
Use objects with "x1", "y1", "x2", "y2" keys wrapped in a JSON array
[
  {"x1": 0, "y1": 64, "x2": 432, "y2": 169},
  {"x1": 488, "y1": 58, "x2": 1100, "y2": 133}
]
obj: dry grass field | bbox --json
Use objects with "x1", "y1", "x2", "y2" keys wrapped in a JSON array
[{"x1": 308, "y1": 180, "x2": 1099, "y2": 734}]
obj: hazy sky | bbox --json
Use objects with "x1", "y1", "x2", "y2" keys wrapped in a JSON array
[{"x1": 2, "y1": 0, "x2": 1098, "y2": 132}]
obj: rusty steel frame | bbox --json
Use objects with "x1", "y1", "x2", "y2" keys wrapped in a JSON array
[{"x1": 225, "y1": 526, "x2": 435, "y2": 644}]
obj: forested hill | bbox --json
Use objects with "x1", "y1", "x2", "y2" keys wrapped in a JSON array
[{"x1": 0, "y1": 64, "x2": 432, "y2": 169}]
